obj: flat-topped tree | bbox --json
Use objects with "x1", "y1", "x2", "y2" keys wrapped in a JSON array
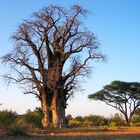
[
  {"x1": 1, "y1": 5, "x2": 105, "y2": 128},
  {"x1": 89, "y1": 81, "x2": 140, "y2": 126}
]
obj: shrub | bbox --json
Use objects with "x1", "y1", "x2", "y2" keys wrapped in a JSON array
[
  {"x1": 66, "y1": 114, "x2": 73, "y2": 121},
  {"x1": 83, "y1": 120, "x2": 93, "y2": 126},
  {"x1": 9, "y1": 124, "x2": 27, "y2": 136},
  {"x1": 132, "y1": 116, "x2": 140, "y2": 126},
  {"x1": 109, "y1": 121, "x2": 117, "y2": 127},
  {"x1": 0, "y1": 110, "x2": 17, "y2": 128},
  {"x1": 75, "y1": 116, "x2": 84, "y2": 122},
  {"x1": 16, "y1": 109, "x2": 42, "y2": 128},
  {"x1": 109, "y1": 113, "x2": 125, "y2": 127},
  {"x1": 69, "y1": 119, "x2": 82, "y2": 127},
  {"x1": 15, "y1": 116, "x2": 29, "y2": 128},
  {"x1": 83, "y1": 115, "x2": 108, "y2": 126}
]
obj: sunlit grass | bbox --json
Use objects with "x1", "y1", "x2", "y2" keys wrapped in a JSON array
[{"x1": 0, "y1": 127, "x2": 140, "y2": 140}]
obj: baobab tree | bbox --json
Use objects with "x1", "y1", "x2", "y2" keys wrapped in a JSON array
[{"x1": 1, "y1": 5, "x2": 105, "y2": 128}]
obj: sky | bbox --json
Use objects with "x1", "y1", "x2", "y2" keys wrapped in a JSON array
[{"x1": 0, "y1": 0, "x2": 140, "y2": 117}]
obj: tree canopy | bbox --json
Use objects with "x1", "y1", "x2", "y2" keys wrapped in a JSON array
[{"x1": 88, "y1": 81, "x2": 140, "y2": 125}]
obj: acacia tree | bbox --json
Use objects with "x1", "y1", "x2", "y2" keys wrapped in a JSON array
[
  {"x1": 88, "y1": 81, "x2": 140, "y2": 126},
  {"x1": 1, "y1": 5, "x2": 105, "y2": 128}
]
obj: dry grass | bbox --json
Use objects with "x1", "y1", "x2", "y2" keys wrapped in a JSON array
[{"x1": 0, "y1": 127, "x2": 140, "y2": 140}]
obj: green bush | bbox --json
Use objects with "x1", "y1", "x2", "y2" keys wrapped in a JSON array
[
  {"x1": 69, "y1": 119, "x2": 82, "y2": 127},
  {"x1": 109, "y1": 121, "x2": 117, "y2": 127},
  {"x1": 132, "y1": 116, "x2": 140, "y2": 126},
  {"x1": 15, "y1": 116, "x2": 29, "y2": 128},
  {"x1": 0, "y1": 110, "x2": 17, "y2": 128},
  {"x1": 83, "y1": 120, "x2": 93, "y2": 126},
  {"x1": 66, "y1": 114, "x2": 73, "y2": 121},
  {"x1": 67, "y1": 115, "x2": 109, "y2": 127},
  {"x1": 16, "y1": 109, "x2": 42, "y2": 128},
  {"x1": 108, "y1": 113, "x2": 125, "y2": 127},
  {"x1": 75, "y1": 116, "x2": 84, "y2": 122},
  {"x1": 83, "y1": 115, "x2": 108, "y2": 126},
  {"x1": 9, "y1": 124, "x2": 27, "y2": 136}
]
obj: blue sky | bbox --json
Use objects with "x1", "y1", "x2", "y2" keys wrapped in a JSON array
[{"x1": 0, "y1": 0, "x2": 140, "y2": 117}]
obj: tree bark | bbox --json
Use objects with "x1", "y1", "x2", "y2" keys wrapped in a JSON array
[
  {"x1": 124, "y1": 114, "x2": 130, "y2": 126},
  {"x1": 59, "y1": 93, "x2": 67, "y2": 128},
  {"x1": 60, "y1": 106, "x2": 67, "y2": 128},
  {"x1": 41, "y1": 92, "x2": 50, "y2": 128},
  {"x1": 51, "y1": 91, "x2": 67, "y2": 128},
  {"x1": 52, "y1": 92, "x2": 59, "y2": 128}
]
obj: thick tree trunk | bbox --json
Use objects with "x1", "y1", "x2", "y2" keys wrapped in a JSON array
[
  {"x1": 60, "y1": 107, "x2": 67, "y2": 128},
  {"x1": 51, "y1": 91, "x2": 67, "y2": 128},
  {"x1": 47, "y1": 60, "x2": 66, "y2": 128},
  {"x1": 41, "y1": 93, "x2": 50, "y2": 128},
  {"x1": 56, "y1": 98, "x2": 66, "y2": 128},
  {"x1": 52, "y1": 92, "x2": 59, "y2": 128},
  {"x1": 59, "y1": 94, "x2": 67, "y2": 128}
]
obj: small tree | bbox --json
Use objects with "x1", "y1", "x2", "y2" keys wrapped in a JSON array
[
  {"x1": 109, "y1": 113, "x2": 125, "y2": 127},
  {"x1": 88, "y1": 81, "x2": 140, "y2": 126}
]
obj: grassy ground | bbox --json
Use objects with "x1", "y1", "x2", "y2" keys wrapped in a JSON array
[{"x1": 0, "y1": 127, "x2": 140, "y2": 140}]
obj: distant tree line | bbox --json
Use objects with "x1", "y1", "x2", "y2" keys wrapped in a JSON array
[
  {"x1": 67, "y1": 111, "x2": 140, "y2": 127},
  {"x1": 0, "y1": 108, "x2": 140, "y2": 130}
]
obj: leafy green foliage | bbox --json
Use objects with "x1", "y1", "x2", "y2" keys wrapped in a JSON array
[
  {"x1": 68, "y1": 115, "x2": 108, "y2": 127},
  {"x1": 75, "y1": 116, "x2": 84, "y2": 122},
  {"x1": 0, "y1": 108, "x2": 138, "y2": 129},
  {"x1": 132, "y1": 116, "x2": 140, "y2": 126},
  {"x1": 83, "y1": 115, "x2": 108, "y2": 126},
  {"x1": 69, "y1": 119, "x2": 82, "y2": 127},
  {"x1": 132, "y1": 108, "x2": 140, "y2": 126},
  {"x1": 9, "y1": 124, "x2": 27, "y2": 136},
  {"x1": 16, "y1": 108, "x2": 42, "y2": 128},
  {"x1": 0, "y1": 110, "x2": 17, "y2": 128},
  {"x1": 89, "y1": 81, "x2": 140, "y2": 104},
  {"x1": 109, "y1": 113, "x2": 125, "y2": 127},
  {"x1": 66, "y1": 114, "x2": 73, "y2": 122}
]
